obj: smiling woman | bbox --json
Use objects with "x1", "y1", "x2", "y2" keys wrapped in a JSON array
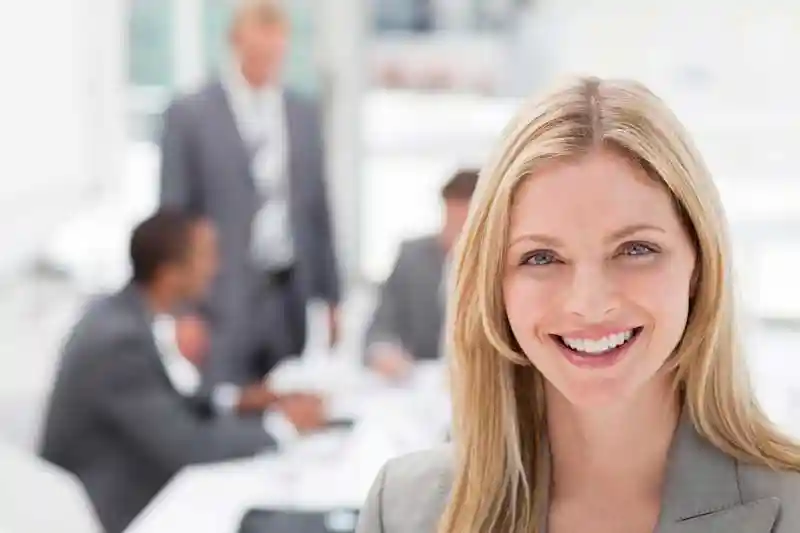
[
  {"x1": 503, "y1": 148, "x2": 698, "y2": 405},
  {"x1": 355, "y1": 77, "x2": 800, "y2": 533}
]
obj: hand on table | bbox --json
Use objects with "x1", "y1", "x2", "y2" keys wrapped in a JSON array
[
  {"x1": 369, "y1": 343, "x2": 415, "y2": 382},
  {"x1": 237, "y1": 384, "x2": 278, "y2": 413},
  {"x1": 275, "y1": 393, "x2": 327, "y2": 433}
]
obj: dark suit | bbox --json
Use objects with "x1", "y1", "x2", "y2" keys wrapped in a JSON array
[
  {"x1": 39, "y1": 285, "x2": 274, "y2": 533},
  {"x1": 159, "y1": 81, "x2": 340, "y2": 385},
  {"x1": 364, "y1": 236, "x2": 446, "y2": 362}
]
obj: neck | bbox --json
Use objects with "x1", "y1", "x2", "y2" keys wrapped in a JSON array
[
  {"x1": 547, "y1": 375, "x2": 679, "y2": 502},
  {"x1": 237, "y1": 62, "x2": 275, "y2": 91},
  {"x1": 243, "y1": 71, "x2": 269, "y2": 90},
  {"x1": 139, "y1": 282, "x2": 178, "y2": 316}
]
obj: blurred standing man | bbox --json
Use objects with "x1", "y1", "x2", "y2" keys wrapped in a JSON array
[{"x1": 160, "y1": 0, "x2": 341, "y2": 392}]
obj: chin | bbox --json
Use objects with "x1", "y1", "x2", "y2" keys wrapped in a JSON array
[
  {"x1": 535, "y1": 345, "x2": 648, "y2": 411},
  {"x1": 547, "y1": 374, "x2": 633, "y2": 410},
  {"x1": 542, "y1": 364, "x2": 672, "y2": 415}
]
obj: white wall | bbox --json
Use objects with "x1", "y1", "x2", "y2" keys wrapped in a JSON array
[
  {"x1": 538, "y1": 0, "x2": 800, "y2": 188},
  {"x1": 545, "y1": 0, "x2": 800, "y2": 100},
  {"x1": 173, "y1": 0, "x2": 206, "y2": 93},
  {"x1": 318, "y1": 0, "x2": 368, "y2": 285},
  {"x1": 0, "y1": 0, "x2": 127, "y2": 278}
]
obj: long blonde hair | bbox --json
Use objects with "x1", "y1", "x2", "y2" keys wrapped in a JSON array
[{"x1": 440, "y1": 77, "x2": 800, "y2": 533}]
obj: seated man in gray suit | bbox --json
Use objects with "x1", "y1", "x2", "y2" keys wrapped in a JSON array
[
  {"x1": 39, "y1": 210, "x2": 325, "y2": 533},
  {"x1": 364, "y1": 169, "x2": 479, "y2": 380}
]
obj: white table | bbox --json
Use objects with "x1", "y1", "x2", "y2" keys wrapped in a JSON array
[
  {"x1": 0, "y1": 443, "x2": 102, "y2": 533},
  {"x1": 126, "y1": 358, "x2": 450, "y2": 533},
  {"x1": 125, "y1": 323, "x2": 800, "y2": 533}
]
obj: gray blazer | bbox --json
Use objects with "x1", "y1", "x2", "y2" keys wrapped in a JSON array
[
  {"x1": 159, "y1": 81, "x2": 340, "y2": 384},
  {"x1": 39, "y1": 284, "x2": 274, "y2": 533},
  {"x1": 356, "y1": 414, "x2": 800, "y2": 533},
  {"x1": 364, "y1": 236, "x2": 445, "y2": 362}
]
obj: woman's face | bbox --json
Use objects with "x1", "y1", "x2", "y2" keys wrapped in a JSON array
[{"x1": 502, "y1": 148, "x2": 697, "y2": 409}]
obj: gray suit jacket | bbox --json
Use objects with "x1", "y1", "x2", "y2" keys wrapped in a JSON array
[
  {"x1": 39, "y1": 284, "x2": 274, "y2": 533},
  {"x1": 356, "y1": 414, "x2": 800, "y2": 533},
  {"x1": 159, "y1": 81, "x2": 340, "y2": 384},
  {"x1": 364, "y1": 236, "x2": 445, "y2": 362}
]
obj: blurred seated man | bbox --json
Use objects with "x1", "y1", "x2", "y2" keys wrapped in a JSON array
[
  {"x1": 39, "y1": 210, "x2": 325, "y2": 533},
  {"x1": 364, "y1": 169, "x2": 478, "y2": 380}
]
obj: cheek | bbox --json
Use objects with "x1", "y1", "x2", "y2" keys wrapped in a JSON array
[
  {"x1": 621, "y1": 261, "x2": 694, "y2": 316},
  {"x1": 652, "y1": 272, "x2": 694, "y2": 341},
  {"x1": 502, "y1": 273, "x2": 556, "y2": 340}
]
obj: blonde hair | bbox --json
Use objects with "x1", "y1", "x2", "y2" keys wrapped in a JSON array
[
  {"x1": 440, "y1": 76, "x2": 800, "y2": 533},
  {"x1": 231, "y1": 0, "x2": 288, "y2": 28}
]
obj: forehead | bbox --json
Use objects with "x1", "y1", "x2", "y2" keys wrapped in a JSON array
[
  {"x1": 510, "y1": 149, "x2": 682, "y2": 239},
  {"x1": 236, "y1": 7, "x2": 287, "y2": 30}
]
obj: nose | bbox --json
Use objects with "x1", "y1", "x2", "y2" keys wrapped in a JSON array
[{"x1": 563, "y1": 265, "x2": 619, "y2": 321}]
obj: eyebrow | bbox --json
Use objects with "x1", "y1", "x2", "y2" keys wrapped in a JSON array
[{"x1": 508, "y1": 223, "x2": 666, "y2": 247}]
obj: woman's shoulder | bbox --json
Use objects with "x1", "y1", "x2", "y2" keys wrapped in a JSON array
[
  {"x1": 357, "y1": 445, "x2": 454, "y2": 533},
  {"x1": 738, "y1": 461, "x2": 800, "y2": 530},
  {"x1": 382, "y1": 444, "x2": 454, "y2": 489}
]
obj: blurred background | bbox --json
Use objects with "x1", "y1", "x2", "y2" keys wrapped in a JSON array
[{"x1": 1, "y1": 0, "x2": 799, "y2": 532}]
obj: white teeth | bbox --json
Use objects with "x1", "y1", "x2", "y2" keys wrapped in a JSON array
[{"x1": 561, "y1": 330, "x2": 634, "y2": 354}]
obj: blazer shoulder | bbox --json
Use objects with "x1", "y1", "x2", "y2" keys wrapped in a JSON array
[
  {"x1": 65, "y1": 294, "x2": 144, "y2": 355},
  {"x1": 397, "y1": 235, "x2": 440, "y2": 261},
  {"x1": 379, "y1": 445, "x2": 454, "y2": 532},
  {"x1": 384, "y1": 444, "x2": 453, "y2": 487},
  {"x1": 738, "y1": 461, "x2": 800, "y2": 530},
  {"x1": 163, "y1": 81, "x2": 221, "y2": 118}
]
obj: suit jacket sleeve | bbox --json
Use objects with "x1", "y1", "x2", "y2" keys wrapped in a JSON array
[
  {"x1": 308, "y1": 100, "x2": 341, "y2": 304},
  {"x1": 159, "y1": 99, "x2": 199, "y2": 212},
  {"x1": 92, "y1": 335, "x2": 275, "y2": 473},
  {"x1": 363, "y1": 244, "x2": 408, "y2": 360}
]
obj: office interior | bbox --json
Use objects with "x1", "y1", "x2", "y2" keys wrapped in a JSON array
[{"x1": 0, "y1": 1, "x2": 798, "y2": 532}]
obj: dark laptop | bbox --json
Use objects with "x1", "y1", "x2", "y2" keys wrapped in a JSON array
[{"x1": 239, "y1": 509, "x2": 360, "y2": 533}]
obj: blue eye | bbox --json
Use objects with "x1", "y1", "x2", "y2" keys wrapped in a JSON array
[
  {"x1": 523, "y1": 250, "x2": 558, "y2": 266},
  {"x1": 621, "y1": 242, "x2": 658, "y2": 257}
]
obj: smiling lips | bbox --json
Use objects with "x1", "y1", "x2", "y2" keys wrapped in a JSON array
[{"x1": 552, "y1": 327, "x2": 644, "y2": 357}]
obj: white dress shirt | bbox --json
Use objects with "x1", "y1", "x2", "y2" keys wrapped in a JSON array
[
  {"x1": 152, "y1": 314, "x2": 202, "y2": 397},
  {"x1": 152, "y1": 314, "x2": 299, "y2": 447},
  {"x1": 224, "y1": 67, "x2": 295, "y2": 272}
]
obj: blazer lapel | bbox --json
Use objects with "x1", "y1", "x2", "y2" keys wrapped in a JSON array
[
  {"x1": 118, "y1": 284, "x2": 184, "y2": 392},
  {"x1": 654, "y1": 413, "x2": 780, "y2": 533},
  {"x1": 283, "y1": 91, "x2": 301, "y2": 206},
  {"x1": 208, "y1": 81, "x2": 257, "y2": 196},
  {"x1": 658, "y1": 498, "x2": 779, "y2": 533}
]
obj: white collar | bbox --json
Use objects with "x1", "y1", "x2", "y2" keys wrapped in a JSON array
[
  {"x1": 225, "y1": 62, "x2": 283, "y2": 107},
  {"x1": 152, "y1": 315, "x2": 202, "y2": 397}
]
